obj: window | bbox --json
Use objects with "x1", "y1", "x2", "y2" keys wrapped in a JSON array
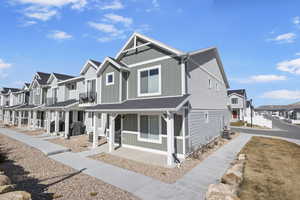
[
  {"x1": 208, "y1": 79, "x2": 212, "y2": 89},
  {"x1": 231, "y1": 98, "x2": 238, "y2": 104},
  {"x1": 87, "y1": 79, "x2": 96, "y2": 94},
  {"x1": 69, "y1": 83, "x2": 76, "y2": 90},
  {"x1": 140, "y1": 115, "x2": 160, "y2": 140},
  {"x1": 106, "y1": 72, "x2": 114, "y2": 85},
  {"x1": 138, "y1": 66, "x2": 161, "y2": 96}
]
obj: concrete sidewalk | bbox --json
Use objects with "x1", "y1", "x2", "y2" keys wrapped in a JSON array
[
  {"x1": 0, "y1": 128, "x2": 70, "y2": 156},
  {"x1": 0, "y1": 128, "x2": 253, "y2": 200}
]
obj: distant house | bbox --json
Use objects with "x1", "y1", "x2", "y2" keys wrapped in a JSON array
[{"x1": 227, "y1": 89, "x2": 247, "y2": 121}]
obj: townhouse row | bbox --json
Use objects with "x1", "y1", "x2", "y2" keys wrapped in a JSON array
[{"x1": 0, "y1": 32, "x2": 231, "y2": 166}]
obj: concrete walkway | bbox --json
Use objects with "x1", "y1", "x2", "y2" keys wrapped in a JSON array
[
  {"x1": 0, "y1": 128, "x2": 70, "y2": 156},
  {"x1": 0, "y1": 128, "x2": 253, "y2": 200}
]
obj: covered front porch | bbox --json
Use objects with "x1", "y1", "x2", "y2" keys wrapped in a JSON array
[
  {"x1": 44, "y1": 99, "x2": 86, "y2": 137},
  {"x1": 87, "y1": 95, "x2": 190, "y2": 167}
]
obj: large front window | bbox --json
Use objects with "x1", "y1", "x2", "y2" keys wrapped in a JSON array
[
  {"x1": 138, "y1": 66, "x2": 161, "y2": 96},
  {"x1": 140, "y1": 115, "x2": 160, "y2": 140}
]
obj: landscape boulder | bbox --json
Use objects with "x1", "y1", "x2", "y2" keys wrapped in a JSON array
[
  {"x1": 205, "y1": 183, "x2": 240, "y2": 200},
  {"x1": 0, "y1": 185, "x2": 15, "y2": 194},
  {"x1": 0, "y1": 175, "x2": 11, "y2": 186},
  {"x1": 221, "y1": 163, "x2": 244, "y2": 186},
  {"x1": 0, "y1": 191, "x2": 32, "y2": 200},
  {"x1": 238, "y1": 154, "x2": 246, "y2": 161}
]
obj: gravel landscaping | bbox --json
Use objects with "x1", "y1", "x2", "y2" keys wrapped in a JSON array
[
  {"x1": 47, "y1": 135, "x2": 107, "y2": 153},
  {"x1": 0, "y1": 134, "x2": 138, "y2": 200},
  {"x1": 90, "y1": 133, "x2": 239, "y2": 183},
  {"x1": 11, "y1": 127, "x2": 46, "y2": 136}
]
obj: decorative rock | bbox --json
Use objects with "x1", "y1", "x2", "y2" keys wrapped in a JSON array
[
  {"x1": 0, "y1": 185, "x2": 15, "y2": 194},
  {"x1": 238, "y1": 154, "x2": 246, "y2": 161},
  {"x1": 0, "y1": 191, "x2": 32, "y2": 200},
  {"x1": 0, "y1": 175, "x2": 11, "y2": 186},
  {"x1": 205, "y1": 183, "x2": 240, "y2": 200}
]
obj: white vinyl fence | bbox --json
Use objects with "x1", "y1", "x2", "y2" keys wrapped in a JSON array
[{"x1": 245, "y1": 114, "x2": 273, "y2": 129}]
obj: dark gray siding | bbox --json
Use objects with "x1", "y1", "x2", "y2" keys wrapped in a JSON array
[
  {"x1": 188, "y1": 109, "x2": 230, "y2": 152},
  {"x1": 123, "y1": 114, "x2": 138, "y2": 132},
  {"x1": 101, "y1": 64, "x2": 120, "y2": 103},
  {"x1": 120, "y1": 45, "x2": 173, "y2": 65},
  {"x1": 161, "y1": 114, "x2": 182, "y2": 136},
  {"x1": 127, "y1": 58, "x2": 182, "y2": 99}
]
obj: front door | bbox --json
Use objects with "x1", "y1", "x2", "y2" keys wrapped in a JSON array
[{"x1": 114, "y1": 115, "x2": 121, "y2": 145}]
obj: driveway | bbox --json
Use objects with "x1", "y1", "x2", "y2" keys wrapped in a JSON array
[{"x1": 231, "y1": 118, "x2": 300, "y2": 140}]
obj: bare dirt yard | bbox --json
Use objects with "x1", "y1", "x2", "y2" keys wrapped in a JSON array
[
  {"x1": 239, "y1": 136, "x2": 300, "y2": 200},
  {"x1": 47, "y1": 135, "x2": 107, "y2": 153},
  {"x1": 0, "y1": 134, "x2": 138, "y2": 200}
]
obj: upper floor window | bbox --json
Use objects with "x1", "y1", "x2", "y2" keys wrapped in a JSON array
[
  {"x1": 87, "y1": 79, "x2": 96, "y2": 93},
  {"x1": 208, "y1": 79, "x2": 212, "y2": 89},
  {"x1": 69, "y1": 83, "x2": 76, "y2": 90},
  {"x1": 138, "y1": 65, "x2": 161, "y2": 96},
  {"x1": 231, "y1": 98, "x2": 238, "y2": 104},
  {"x1": 106, "y1": 72, "x2": 114, "y2": 86}
]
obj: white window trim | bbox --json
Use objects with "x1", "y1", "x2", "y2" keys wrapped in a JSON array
[
  {"x1": 106, "y1": 72, "x2": 114, "y2": 86},
  {"x1": 137, "y1": 65, "x2": 162, "y2": 97},
  {"x1": 137, "y1": 113, "x2": 163, "y2": 144}
]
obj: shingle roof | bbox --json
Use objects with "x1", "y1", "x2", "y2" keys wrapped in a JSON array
[
  {"x1": 85, "y1": 95, "x2": 190, "y2": 111},
  {"x1": 24, "y1": 83, "x2": 30, "y2": 87},
  {"x1": 53, "y1": 73, "x2": 75, "y2": 81},
  {"x1": 1, "y1": 87, "x2": 21, "y2": 94},
  {"x1": 255, "y1": 105, "x2": 289, "y2": 111},
  {"x1": 36, "y1": 72, "x2": 51, "y2": 85},
  {"x1": 108, "y1": 57, "x2": 128, "y2": 69},
  {"x1": 89, "y1": 59, "x2": 101, "y2": 67},
  {"x1": 45, "y1": 99, "x2": 78, "y2": 108},
  {"x1": 228, "y1": 89, "x2": 246, "y2": 97},
  {"x1": 15, "y1": 104, "x2": 39, "y2": 110}
]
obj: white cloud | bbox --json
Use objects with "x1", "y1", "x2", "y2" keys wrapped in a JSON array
[
  {"x1": 238, "y1": 74, "x2": 288, "y2": 83},
  {"x1": 16, "y1": 0, "x2": 87, "y2": 9},
  {"x1": 0, "y1": 59, "x2": 12, "y2": 79},
  {"x1": 293, "y1": 16, "x2": 300, "y2": 25},
  {"x1": 24, "y1": 6, "x2": 58, "y2": 21},
  {"x1": 13, "y1": 0, "x2": 87, "y2": 22},
  {"x1": 22, "y1": 20, "x2": 37, "y2": 26},
  {"x1": 100, "y1": 0, "x2": 123, "y2": 10},
  {"x1": 0, "y1": 59, "x2": 12, "y2": 69},
  {"x1": 103, "y1": 13, "x2": 132, "y2": 27},
  {"x1": 295, "y1": 52, "x2": 300, "y2": 56},
  {"x1": 277, "y1": 58, "x2": 300, "y2": 75},
  {"x1": 88, "y1": 22, "x2": 123, "y2": 36},
  {"x1": 47, "y1": 30, "x2": 73, "y2": 40},
  {"x1": 271, "y1": 32, "x2": 296, "y2": 44},
  {"x1": 152, "y1": 0, "x2": 159, "y2": 8},
  {"x1": 261, "y1": 90, "x2": 300, "y2": 100}
]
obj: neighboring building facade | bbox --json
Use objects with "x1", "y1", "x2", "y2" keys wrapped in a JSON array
[
  {"x1": 0, "y1": 32, "x2": 231, "y2": 166},
  {"x1": 227, "y1": 89, "x2": 247, "y2": 121}
]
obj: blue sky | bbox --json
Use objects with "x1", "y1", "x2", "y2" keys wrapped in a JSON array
[{"x1": 0, "y1": 0, "x2": 300, "y2": 106}]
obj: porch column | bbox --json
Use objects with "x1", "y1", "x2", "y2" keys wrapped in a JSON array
[
  {"x1": 93, "y1": 112, "x2": 99, "y2": 148},
  {"x1": 64, "y1": 111, "x2": 70, "y2": 138},
  {"x1": 46, "y1": 111, "x2": 51, "y2": 135},
  {"x1": 28, "y1": 111, "x2": 31, "y2": 128},
  {"x1": 33, "y1": 111, "x2": 37, "y2": 129},
  {"x1": 109, "y1": 114, "x2": 116, "y2": 152},
  {"x1": 18, "y1": 111, "x2": 22, "y2": 128},
  {"x1": 12, "y1": 111, "x2": 15, "y2": 125},
  {"x1": 166, "y1": 112, "x2": 175, "y2": 166},
  {"x1": 55, "y1": 111, "x2": 59, "y2": 134}
]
